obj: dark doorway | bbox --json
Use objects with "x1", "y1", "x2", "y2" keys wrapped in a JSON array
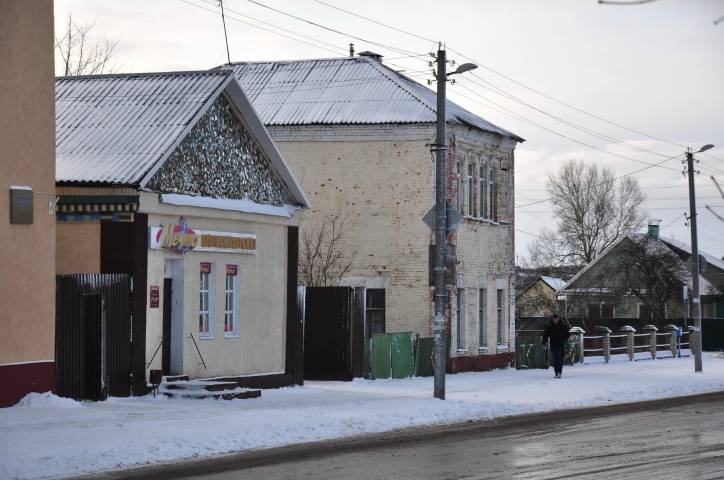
[
  {"x1": 162, "y1": 278, "x2": 172, "y2": 375},
  {"x1": 303, "y1": 287, "x2": 364, "y2": 380},
  {"x1": 56, "y1": 274, "x2": 132, "y2": 401}
]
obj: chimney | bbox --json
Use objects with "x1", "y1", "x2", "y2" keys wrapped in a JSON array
[
  {"x1": 647, "y1": 219, "x2": 661, "y2": 239},
  {"x1": 349, "y1": 43, "x2": 354, "y2": 57},
  {"x1": 358, "y1": 51, "x2": 383, "y2": 63}
]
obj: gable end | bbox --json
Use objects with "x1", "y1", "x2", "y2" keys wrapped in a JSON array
[{"x1": 146, "y1": 93, "x2": 295, "y2": 206}]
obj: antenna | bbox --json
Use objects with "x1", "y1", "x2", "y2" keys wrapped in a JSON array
[{"x1": 219, "y1": 0, "x2": 231, "y2": 64}]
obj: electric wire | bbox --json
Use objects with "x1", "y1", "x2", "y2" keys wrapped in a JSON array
[
  {"x1": 446, "y1": 47, "x2": 687, "y2": 150},
  {"x1": 309, "y1": 0, "x2": 437, "y2": 43},
  {"x1": 243, "y1": 0, "x2": 426, "y2": 57},
  {"x1": 451, "y1": 83, "x2": 681, "y2": 173},
  {"x1": 179, "y1": 0, "x2": 346, "y2": 56}
]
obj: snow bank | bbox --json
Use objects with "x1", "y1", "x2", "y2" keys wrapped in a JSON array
[
  {"x1": 1, "y1": 354, "x2": 723, "y2": 480},
  {"x1": 14, "y1": 392, "x2": 83, "y2": 409}
]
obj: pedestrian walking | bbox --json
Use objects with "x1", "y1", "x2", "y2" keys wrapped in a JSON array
[{"x1": 542, "y1": 314, "x2": 570, "y2": 378}]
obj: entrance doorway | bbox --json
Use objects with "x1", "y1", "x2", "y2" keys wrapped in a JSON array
[{"x1": 164, "y1": 259, "x2": 185, "y2": 375}]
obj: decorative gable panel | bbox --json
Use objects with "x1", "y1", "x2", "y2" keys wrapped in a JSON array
[{"x1": 147, "y1": 94, "x2": 294, "y2": 206}]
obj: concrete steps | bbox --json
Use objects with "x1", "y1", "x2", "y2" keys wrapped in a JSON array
[{"x1": 158, "y1": 378, "x2": 261, "y2": 400}]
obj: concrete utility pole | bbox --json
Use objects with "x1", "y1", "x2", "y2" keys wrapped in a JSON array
[
  {"x1": 685, "y1": 144, "x2": 714, "y2": 373},
  {"x1": 432, "y1": 45, "x2": 448, "y2": 400},
  {"x1": 430, "y1": 46, "x2": 477, "y2": 400}
]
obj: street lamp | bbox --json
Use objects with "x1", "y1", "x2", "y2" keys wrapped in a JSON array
[
  {"x1": 685, "y1": 143, "x2": 715, "y2": 373},
  {"x1": 431, "y1": 46, "x2": 477, "y2": 400}
]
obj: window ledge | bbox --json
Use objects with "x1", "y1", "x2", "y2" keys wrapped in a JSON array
[
  {"x1": 499, "y1": 220, "x2": 510, "y2": 225},
  {"x1": 456, "y1": 349, "x2": 468, "y2": 355},
  {"x1": 224, "y1": 333, "x2": 240, "y2": 339},
  {"x1": 198, "y1": 334, "x2": 214, "y2": 340},
  {"x1": 496, "y1": 344, "x2": 509, "y2": 351},
  {"x1": 478, "y1": 346, "x2": 489, "y2": 353}
]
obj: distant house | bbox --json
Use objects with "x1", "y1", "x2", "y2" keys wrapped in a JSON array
[
  {"x1": 226, "y1": 53, "x2": 524, "y2": 372},
  {"x1": 558, "y1": 228, "x2": 724, "y2": 323},
  {"x1": 516, "y1": 276, "x2": 566, "y2": 318},
  {"x1": 55, "y1": 70, "x2": 308, "y2": 393}
]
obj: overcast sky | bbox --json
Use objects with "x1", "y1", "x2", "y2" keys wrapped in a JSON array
[{"x1": 54, "y1": 0, "x2": 724, "y2": 262}]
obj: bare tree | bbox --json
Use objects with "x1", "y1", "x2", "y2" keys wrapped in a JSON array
[
  {"x1": 55, "y1": 14, "x2": 118, "y2": 76},
  {"x1": 530, "y1": 160, "x2": 646, "y2": 266},
  {"x1": 299, "y1": 214, "x2": 354, "y2": 287}
]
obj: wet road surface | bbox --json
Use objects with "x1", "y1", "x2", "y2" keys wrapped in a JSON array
[{"x1": 119, "y1": 393, "x2": 724, "y2": 480}]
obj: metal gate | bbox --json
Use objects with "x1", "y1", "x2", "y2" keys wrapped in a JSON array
[
  {"x1": 302, "y1": 287, "x2": 364, "y2": 380},
  {"x1": 55, "y1": 274, "x2": 132, "y2": 400}
]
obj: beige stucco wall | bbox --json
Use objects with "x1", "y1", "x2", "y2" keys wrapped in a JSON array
[
  {"x1": 0, "y1": 0, "x2": 55, "y2": 365},
  {"x1": 272, "y1": 125, "x2": 518, "y2": 355},
  {"x1": 56, "y1": 222, "x2": 101, "y2": 274},
  {"x1": 141, "y1": 193, "x2": 296, "y2": 379}
]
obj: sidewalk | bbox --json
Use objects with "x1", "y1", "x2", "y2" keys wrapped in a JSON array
[{"x1": 2, "y1": 353, "x2": 724, "y2": 480}]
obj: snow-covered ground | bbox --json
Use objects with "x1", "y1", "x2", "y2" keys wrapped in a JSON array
[{"x1": 2, "y1": 353, "x2": 724, "y2": 480}]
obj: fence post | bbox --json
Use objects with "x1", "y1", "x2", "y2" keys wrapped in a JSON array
[
  {"x1": 620, "y1": 325, "x2": 636, "y2": 361},
  {"x1": 664, "y1": 324, "x2": 678, "y2": 358},
  {"x1": 688, "y1": 326, "x2": 700, "y2": 360},
  {"x1": 642, "y1": 324, "x2": 658, "y2": 359},
  {"x1": 595, "y1": 326, "x2": 612, "y2": 363},
  {"x1": 569, "y1": 326, "x2": 585, "y2": 364}
]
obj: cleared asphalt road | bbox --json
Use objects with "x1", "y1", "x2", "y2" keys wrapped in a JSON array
[{"x1": 117, "y1": 392, "x2": 724, "y2": 480}]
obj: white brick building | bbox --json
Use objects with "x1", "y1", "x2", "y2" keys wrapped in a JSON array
[{"x1": 228, "y1": 54, "x2": 523, "y2": 371}]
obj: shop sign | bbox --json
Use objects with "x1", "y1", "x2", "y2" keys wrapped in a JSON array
[
  {"x1": 149, "y1": 285, "x2": 160, "y2": 308},
  {"x1": 149, "y1": 221, "x2": 256, "y2": 255}
]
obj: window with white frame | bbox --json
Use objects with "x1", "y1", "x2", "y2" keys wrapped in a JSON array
[
  {"x1": 199, "y1": 262, "x2": 213, "y2": 337},
  {"x1": 479, "y1": 288, "x2": 487, "y2": 348},
  {"x1": 496, "y1": 288, "x2": 505, "y2": 345},
  {"x1": 224, "y1": 264, "x2": 239, "y2": 336},
  {"x1": 480, "y1": 164, "x2": 488, "y2": 219},
  {"x1": 467, "y1": 163, "x2": 475, "y2": 217},
  {"x1": 456, "y1": 161, "x2": 465, "y2": 215},
  {"x1": 456, "y1": 288, "x2": 465, "y2": 350},
  {"x1": 490, "y1": 166, "x2": 498, "y2": 222}
]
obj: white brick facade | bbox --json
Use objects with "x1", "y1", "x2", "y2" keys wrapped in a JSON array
[{"x1": 272, "y1": 124, "x2": 517, "y2": 359}]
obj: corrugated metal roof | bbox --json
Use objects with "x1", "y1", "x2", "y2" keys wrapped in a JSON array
[
  {"x1": 56, "y1": 70, "x2": 230, "y2": 184},
  {"x1": 540, "y1": 276, "x2": 566, "y2": 291},
  {"x1": 225, "y1": 57, "x2": 522, "y2": 141}
]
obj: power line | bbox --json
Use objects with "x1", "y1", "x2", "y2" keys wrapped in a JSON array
[
  {"x1": 243, "y1": 0, "x2": 425, "y2": 57},
  {"x1": 460, "y1": 75, "x2": 675, "y2": 160},
  {"x1": 283, "y1": 1, "x2": 693, "y2": 153},
  {"x1": 451, "y1": 83, "x2": 681, "y2": 173},
  {"x1": 513, "y1": 153, "x2": 686, "y2": 209},
  {"x1": 446, "y1": 47, "x2": 687, "y2": 150},
  {"x1": 197, "y1": 0, "x2": 348, "y2": 54},
  {"x1": 309, "y1": 0, "x2": 437, "y2": 43},
  {"x1": 179, "y1": 0, "x2": 345, "y2": 56}
]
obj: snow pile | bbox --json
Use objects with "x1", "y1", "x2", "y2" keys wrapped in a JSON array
[
  {"x1": 14, "y1": 392, "x2": 83, "y2": 409},
  {"x1": 1, "y1": 354, "x2": 723, "y2": 479}
]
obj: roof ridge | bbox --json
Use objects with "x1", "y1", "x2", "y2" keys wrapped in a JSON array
[
  {"x1": 57, "y1": 69, "x2": 231, "y2": 82},
  {"x1": 364, "y1": 58, "x2": 437, "y2": 117}
]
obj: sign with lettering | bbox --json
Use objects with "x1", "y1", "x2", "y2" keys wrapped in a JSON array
[
  {"x1": 149, "y1": 223, "x2": 256, "y2": 255},
  {"x1": 149, "y1": 285, "x2": 160, "y2": 308}
]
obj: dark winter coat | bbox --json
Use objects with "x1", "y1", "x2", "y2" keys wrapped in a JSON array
[{"x1": 542, "y1": 319, "x2": 571, "y2": 348}]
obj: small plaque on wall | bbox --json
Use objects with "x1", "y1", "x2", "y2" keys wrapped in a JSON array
[
  {"x1": 149, "y1": 285, "x2": 160, "y2": 308},
  {"x1": 10, "y1": 186, "x2": 33, "y2": 224}
]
